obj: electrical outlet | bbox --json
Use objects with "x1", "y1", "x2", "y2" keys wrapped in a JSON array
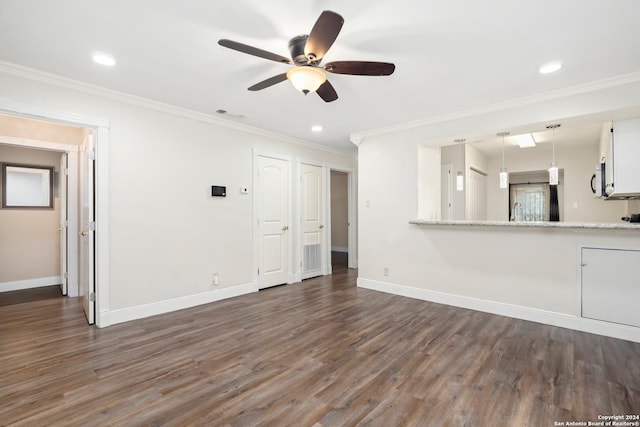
[
  {"x1": 212, "y1": 273, "x2": 220, "y2": 287},
  {"x1": 383, "y1": 267, "x2": 389, "y2": 277}
]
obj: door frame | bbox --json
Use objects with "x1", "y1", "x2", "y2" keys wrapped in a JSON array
[
  {"x1": 441, "y1": 163, "x2": 452, "y2": 220},
  {"x1": 0, "y1": 135, "x2": 80, "y2": 297},
  {"x1": 253, "y1": 149, "x2": 294, "y2": 290},
  {"x1": 327, "y1": 165, "x2": 357, "y2": 271},
  {"x1": 296, "y1": 160, "x2": 357, "y2": 278},
  {"x1": 0, "y1": 100, "x2": 111, "y2": 327},
  {"x1": 59, "y1": 152, "x2": 68, "y2": 296}
]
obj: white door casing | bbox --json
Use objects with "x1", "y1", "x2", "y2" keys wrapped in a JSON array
[
  {"x1": 300, "y1": 163, "x2": 324, "y2": 280},
  {"x1": 59, "y1": 153, "x2": 68, "y2": 295},
  {"x1": 441, "y1": 163, "x2": 452, "y2": 220},
  {"x1": 79, "y1": 131, "x2": 96, "y2": 324},
  {"x1": 325, "y1": 166, "x2": 357, "y2": 270},
  {"x1": 256, "y1": 155, "x2": 290, "y2": 289}
]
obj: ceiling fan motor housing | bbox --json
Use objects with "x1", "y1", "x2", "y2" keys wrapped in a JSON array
[{"x1": 289, "y1": 35, "x2": 316, "y2": 65}]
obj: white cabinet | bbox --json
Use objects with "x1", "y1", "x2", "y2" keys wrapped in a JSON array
[
  {"x1": 604, "y1": 117, "x2": 640, "y2": 198},
  {"x1": 581, "y1": 247, "x2": 640, "y2": 328}
]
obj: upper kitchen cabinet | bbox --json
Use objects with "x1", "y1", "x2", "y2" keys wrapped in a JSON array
[{"x1": 601, "y1": 117, "x2": 640, "y2": 199}]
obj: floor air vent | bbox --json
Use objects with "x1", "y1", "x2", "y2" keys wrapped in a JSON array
[{"x1": 303, "y1": 244, "x2": 321, "y2": 273}]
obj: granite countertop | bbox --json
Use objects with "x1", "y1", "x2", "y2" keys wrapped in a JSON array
[{"x1": 409, "y1": 219, "x2": 640, "y2": 230}]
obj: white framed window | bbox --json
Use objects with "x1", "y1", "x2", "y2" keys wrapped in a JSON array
[{"x1": 510, "y1": 183, "x2": 550, "y2": 221}]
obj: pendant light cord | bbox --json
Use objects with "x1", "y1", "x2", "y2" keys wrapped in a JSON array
[
  {"x1": 497, "y1": 131, "x2": 509, "y2": 169},
  {"x1": 552, "y1": 126, "x2": 556, "y2": 163},
  {"x1": 547, "y1": 123, "x2": 560, "y2": 163}
]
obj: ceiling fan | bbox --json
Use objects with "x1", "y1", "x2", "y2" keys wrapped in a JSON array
[{"x1": 218, "y1": 10, "x2": 395, "y2": 102}]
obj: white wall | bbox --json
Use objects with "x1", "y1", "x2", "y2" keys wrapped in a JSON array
[
  {"x1": 440, "y1": 144, "x2": 465, "y2": 219},
  {"x1": 0, "y1": 145, "x2": 61, "y2": 287},
  {"x1": 356, "y1": 76, "x2": 640, "y2": 341},
  {"x1": 464, "y1": 144, "x2": 488, "y2": 220},
  {"x1": 0, "y1": 71, "x2": 356, "y2": 319},
  {"x1": 417, "y1": 146, "x2": 440, "y2": 220}
]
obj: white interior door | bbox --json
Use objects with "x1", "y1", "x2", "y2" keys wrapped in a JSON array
[
  {"x1": 441, "y1": 164, "x2": 452, "y2": 220},
  {"x1": 79, "y1": 132, "x2": 95, "y2": 324},
  {"x1": 468, "y1": 169, "x2": 487, "y2": 221},
  {"x1": 59, "y1": 153, "x2": 68, "y2": 295},
  {"x1": 300, "y1": 163, "x2": 324, "y2": 279},
  {"x1": 257, "y1": 156, "x2": 289, "y2": 289}
]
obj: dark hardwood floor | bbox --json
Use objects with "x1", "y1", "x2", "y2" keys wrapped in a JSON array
[
  {"x1": 0, "y1": 285, "x2": 62, "y2": 307},
  {"x1": 1, "y1": 253, "x2": 639, "y2": 426}
]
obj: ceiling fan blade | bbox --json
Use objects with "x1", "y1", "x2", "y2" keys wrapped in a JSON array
[
  {"x1": 218, "y1": 39, "x2": 291, "y2": 64},
  {"x1": 304, "y1": 11, "x2": 344, "y2": 61},
  {"x1": 248, "y1": 73, "x2": 288, "y2": 91},
  {"x1": 316, "y1": 80, "x2": 338, "y2": 102},
  {"x1": 324, "y1": 61, "x2": 395, "y2": 76}
]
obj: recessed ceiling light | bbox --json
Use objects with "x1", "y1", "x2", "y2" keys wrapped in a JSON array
[
  {"x1": 311, "y1": 125, "x2": 323, "y2": 132},
  {"x1": 92, "y1": 52, "x2": 116, "y2": 67},
  {"x1": 539, "y1": 62, "x2": 562, "y2": 74}
]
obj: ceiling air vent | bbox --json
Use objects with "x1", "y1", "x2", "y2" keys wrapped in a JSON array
[{"x1": 215, "y1": 109, "x2": 245, "y2": 119}]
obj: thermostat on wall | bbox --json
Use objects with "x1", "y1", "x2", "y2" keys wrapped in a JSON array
[{"x1": 211, "y1": 186, "x2": 226, "y2": 197}]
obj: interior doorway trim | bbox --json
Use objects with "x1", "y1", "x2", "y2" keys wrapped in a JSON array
[
  {"x1": 327, "y1": 164, "x2": 357, "y2": 270},
  {"x1": 0, "y1": 135, "x2": 80, "y2": 297},
  {"x1": 0, "y1": 100, "x2": 111, "y2": 328}
]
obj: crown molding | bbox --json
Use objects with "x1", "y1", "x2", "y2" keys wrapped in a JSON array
[
  {"x1": 0, "y1": 61, "x2": 356, "y2": 158},
  {"x1": 350, "y1": 71, "x2": 640, "y2": 144},
  {"x1": 350, "y1": 135, "x2": 364, "y2": 147}
]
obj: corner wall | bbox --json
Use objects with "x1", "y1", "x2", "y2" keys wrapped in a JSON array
[
  {"x1": 355, "y1": 76, "x2": 640, "y2": 342},
  {"x1": 0, "y1": 70, "x2": 356, "y2": 322}
]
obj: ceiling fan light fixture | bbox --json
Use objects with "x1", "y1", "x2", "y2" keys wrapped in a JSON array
[{"x1": 286, "y1": 66, "x2": 326, "y2": 94}]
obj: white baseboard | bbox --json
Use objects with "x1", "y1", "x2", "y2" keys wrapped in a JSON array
[
  {"x1": 357, "y1": 278, "x2": 640, "y2": 343},
  {"x1": 108, "y1": 283, "x2": 255, "y2": 326},
  {"x1": 331, "y1": 246, "x2": 348, "y2": 253},
  {"x1": 0, "y1": 276, "x2": 61, "y2": 293}
]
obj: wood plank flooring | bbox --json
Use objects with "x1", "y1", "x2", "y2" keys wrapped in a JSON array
[{"x1": 1, "y1": 253, "x2": 639, "y2": 426}]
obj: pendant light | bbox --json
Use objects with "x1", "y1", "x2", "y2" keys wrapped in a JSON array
[
  {"x1": 456, "y1": 172, "x2": 464, "y2": 191},
  {"x1": 547, "y1": 124, "x2": 560, "y2": 185},
  {"x1": 497, "y1": 131, "x2": 509, "y2": 189}
]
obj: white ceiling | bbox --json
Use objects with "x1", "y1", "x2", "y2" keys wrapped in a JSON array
[{"x1": 1, "y1": 0, "x2": 639, "y2": 152}]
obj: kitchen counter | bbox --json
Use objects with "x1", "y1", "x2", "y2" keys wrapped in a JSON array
[{"x1": 409, "y1": 219, "x2": 640, "y2": 230}]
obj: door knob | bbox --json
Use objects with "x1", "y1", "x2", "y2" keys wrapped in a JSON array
[
  {"x1": 319, "y1": 224, "x2": 324, "y2": 229},
  {"x1": 79, "y1": 231, "x2": 89, "y2": 236},
  {"x1": 281, "y1": 225, "x2": 288, "y2": 231}
]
